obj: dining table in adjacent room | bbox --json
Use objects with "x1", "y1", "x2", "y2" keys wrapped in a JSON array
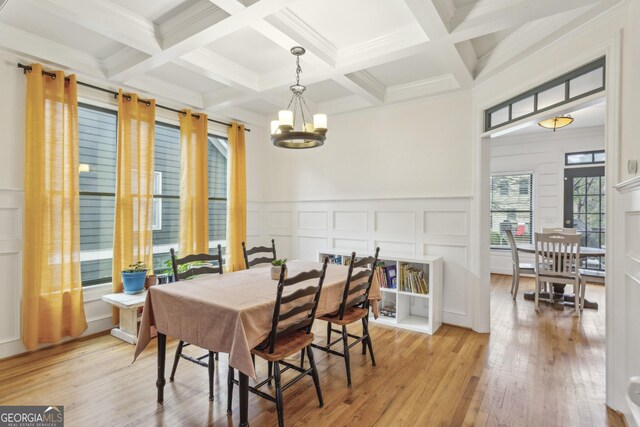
[
  {"x1": 133, "y1": 259, "x2": 381, "y2": 427},
  {"x1": 517, "y1": 243, "x2": 605, "y2": 309}
]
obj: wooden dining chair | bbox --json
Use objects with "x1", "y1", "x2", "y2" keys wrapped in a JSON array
[
  {"x1": 242, "y1": 238, "x2": 277, "y2": 269},
  {"x1": 311, "y1": 248, "x2": 379, "y2": 387},
  {"x1": 505, "y1": 229, "x2": 535, "y2": 300},
  {"x1": 542, "y1": 227, "x2": 577, "y2": 234},
  {"x1": 168, "y1": 244, "x2": 223, "y2": 401},
  {"x1": 534, "y1": 233, "x2": 585, "y2": 317},
  {"x1": 227, "y1": 258, "x2": 329, "y2": 427}
]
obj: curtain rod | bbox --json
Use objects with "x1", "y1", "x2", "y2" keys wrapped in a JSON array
[{"x1": 17, "y1": 63, "x2": 251, "y2": 132}]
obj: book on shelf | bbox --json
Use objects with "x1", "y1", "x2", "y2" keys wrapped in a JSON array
[
  {"x1": 379, "y1": 302, "x2": 396, "y2": 318},
  {"x1": 376, "y1": 262, "x2": 397, "y2": 289},
  {"x1": 399, "y1": 263, "x2": 429, "y2": 294}
]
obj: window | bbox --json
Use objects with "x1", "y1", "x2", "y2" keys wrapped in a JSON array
[
  {"x1": 490, "y1": 174, "x2": 533, "y2": 247},
  {"x1": 485, "y1": 57, "x2": 605, "y2": 131},
  {"x1": 78, "y1": 104, "x2": 228, "y2": 286},
  {"x1": 565, "y1": 150, "x2": 605, "y2": 166}
]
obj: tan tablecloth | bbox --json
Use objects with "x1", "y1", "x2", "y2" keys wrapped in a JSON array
[{"x1": 133, "y1": 260, "x2": 380, "y2": 379}]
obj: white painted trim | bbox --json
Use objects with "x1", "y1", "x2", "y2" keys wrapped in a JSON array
[{"x1": 615, "y1": 176, "x2": 640, "y2": 193}]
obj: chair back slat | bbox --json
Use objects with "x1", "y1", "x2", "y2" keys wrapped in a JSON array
[
  {"x1": 348, "y1": 281, "x2": 369, "y2": 296},
  {"x1": 353, "y1": 256, "x2": 376, "y2": 269},
  {"x1": 264, "y1": 258, "x2": 329, "y2": 354},
  {"x1": 279, "y1": 302, "x2": 316, "y2": 322},
  {"x1": 247, "y1": 256, "x2": 274, "y2": 266},
  {"x1": 242, "y1": 239, "x2": 277, "y2": 269},
  {"x1": 534, "y1": 233, "x2": 581, "y2": 276},
  {"x1": 348, "y1": 269, "x2": 371, "y2": 285},
  {"x1": 337, "y1": 248, "x2": 380, "y2": 320},
  {"x1": 171, "y1": 245, "x2": 223, "y2": 282},
  {"x1": 505, "y1": 229, "x2": 520, "y2": 268},
  {"x1": 280, "y1": 285, "x2": 317, "y2": 304}
]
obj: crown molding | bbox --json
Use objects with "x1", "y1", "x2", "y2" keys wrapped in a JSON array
[{"x1": 385, "y1": 74, "x2": 459, "y2": 103}]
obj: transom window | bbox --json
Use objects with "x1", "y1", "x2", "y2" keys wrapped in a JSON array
[
  {"x1": 484, "y1": 57, "x2": 605, "y2": 131},
  {"x1": 565, "y1": 150, "x2": 605, "y2": 166}
]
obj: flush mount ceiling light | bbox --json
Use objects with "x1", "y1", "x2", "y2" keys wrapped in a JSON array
[
  {"x1": 538, "y1": 114, "x2": 574, "y2": 131},
  {"x1": 270, "y1": 47, "x2": 327, "y2": 149}
]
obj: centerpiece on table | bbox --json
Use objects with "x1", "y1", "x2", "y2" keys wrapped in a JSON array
[
  {"x1": 271, "y1": 258, "x2": 287, "y2": 280},
  {"x1": 121, "y1": 261, "x2": 148, "y2": 294}
]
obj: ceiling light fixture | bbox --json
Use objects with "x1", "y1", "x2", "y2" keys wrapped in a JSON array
[
  {"x1": 271, "y1": 47, "x2": 327, "y2": 149},
  {"x1": 538, "y1": 114, "x2": 573, "y2": 131}
]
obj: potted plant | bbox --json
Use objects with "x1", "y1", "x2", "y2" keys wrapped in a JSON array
[
  {"x1": 271, "y1": 258, "x2": 287, "y2": 280},
  {"x1": 121, "y1": 261, "x2": 148, "y2": 294}
]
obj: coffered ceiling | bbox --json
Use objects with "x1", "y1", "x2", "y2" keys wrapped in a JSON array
[{"x1": 0, "y1": 0, "x2": 622, "y2": 126}]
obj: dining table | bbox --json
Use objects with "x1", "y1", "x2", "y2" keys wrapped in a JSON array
[
  {"x1": 133, "y1": 260, "x2": 381, "y2": 427},
  {"x1": 517, "y1": 243, "x2": 605, "y2": 309}
]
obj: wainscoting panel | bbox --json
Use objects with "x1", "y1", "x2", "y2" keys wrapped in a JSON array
[
  {"x1": 424, "y1": 211, "x2": 467, "y2": 236},
  {"x1": 333, "y1": 211, "x2": 368, "y2": 232},
  {"x1": 298, "y1": 211, "x2": 328, "y2": 231},
  {"x1": 374, "y1": 211, "x2": 415, "y2": 234},
  {"x1": 0, "y1": 252, "x2": 20, "y2": 344},
  {"x1": 626, "y1": 211, "x2": 640, "y2": 261},
  {"x1": 254, "y1": 197, "x2": 474, "y2": 328}
]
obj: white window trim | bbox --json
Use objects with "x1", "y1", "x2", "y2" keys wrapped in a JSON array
[{"x1": 153, "y1": 171, "x2": 162, "y2": 231}]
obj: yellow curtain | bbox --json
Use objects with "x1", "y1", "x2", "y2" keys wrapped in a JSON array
[
  {"x1": 112, "y1": 90, "x2": 155, "y2": 322},
  {"x1": 179, "y1": 110, "x2": 209, "y2": 256},
  {"x1": 22, "y1": 63, "x2": 87, "y2": 350},
  {"x1": 225, "y1": 122, "x2": 247, "y2": 272}
]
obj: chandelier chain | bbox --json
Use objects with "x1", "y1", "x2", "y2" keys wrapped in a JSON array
[{"x1": 295, "y1": 54, "x2": 302, "y2": 86}]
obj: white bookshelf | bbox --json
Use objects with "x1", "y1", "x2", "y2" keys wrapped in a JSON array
[{"x1": 318, "y1": 249, "x2": 443, "y2": 335}]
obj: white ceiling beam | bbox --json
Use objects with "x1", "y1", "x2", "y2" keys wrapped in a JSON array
[
  {"x1": 474, "y1": 0, "x2": 623, "y2": 82},
  {"x1": 23, "y1": 0, "x2": 161, "y2": 55},
  {"x1": 335, "y1": 72, "x2": 385, "y2": 105},
  {"x1": 108, "y1": 0, "x2": 298, "y2": 82},
  {"x1": 449, "y1": 0, "x2": 603, "y2": 42},
  {"x1": 176, "y1": 48, "x2": 260, "y2": 92},
  {"x1": 403, "y1": 0, "x2": 474, "y2": 87}
]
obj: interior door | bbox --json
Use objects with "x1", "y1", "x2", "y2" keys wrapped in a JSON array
[{"x1": 563, "y1": 166, "x2": 605, "y2": 271}]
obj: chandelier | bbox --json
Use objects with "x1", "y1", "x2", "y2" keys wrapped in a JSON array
[
  {"x1": 270, "y1": 47, "x2": 327, "y2": 149},
  {"x1": 538, "y1": 114, "x2": 573, "y2": 131}
]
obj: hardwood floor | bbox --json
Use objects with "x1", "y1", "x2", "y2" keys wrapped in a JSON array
[{"x1": 0, "y1": 275, "x2": 625, "y2": 426}]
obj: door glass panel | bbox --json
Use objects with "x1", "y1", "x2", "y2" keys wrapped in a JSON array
[
  {"x1": 572, "y1": 177, "x2": 586, "y2": 195},
  {"x1": 586, "y1": 177, "x2": 600, "y2": 195}
]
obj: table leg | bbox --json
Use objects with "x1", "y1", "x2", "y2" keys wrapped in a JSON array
[
  {"x1": 239, "y1": 371, "x2": 249, "y2": 427},
  {"x1": 157, "y1": 332, "x2": 166, "y2": 404}
]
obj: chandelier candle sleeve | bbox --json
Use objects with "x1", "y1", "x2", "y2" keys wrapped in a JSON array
[
  {"x1": 313, "y1": 114, "x2": 327, "y2": 132},
  {"x1": 278, "y1": 110, "x2": 293, "y2": 129}
]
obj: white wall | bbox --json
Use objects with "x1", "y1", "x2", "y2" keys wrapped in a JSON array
[
  {"x1": 262, "y1": 92, "x2": 473, "y2": 202},
  {"x1": 0, "y1": 49, "x2": 269, "y2": 358},
  {"x1": 489, "y1": 126, "x2": 605, "y2": 274}
]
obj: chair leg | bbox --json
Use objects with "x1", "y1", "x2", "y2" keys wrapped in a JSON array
[
  {"x1": 273, "y1": 362, "x2": 284, "y2": 427},
  {"x1": 363, "y1": 317, "x2": 376, "y2": 366},
  {"x1": 215, "y1": 352, "x2": 219, "y2": 361},
  {"x1": 227, "y1": 366, "x2": 234, "y2": 414},
  {"x1": 306, "y1": 346, "x2": 324, "y2": 407},
  {"x1": 267, "y1": 362, "x2": 273, "y2": 387},
  {"x1": 534, "y1": 279, "x2": 540, "y2": 312},
  {"x1": 342, "y1": 325, "x2": 352, "y2": 387},
  {"x1": 300, "y1": 349, "x2": 305, "y2": 368},
  {"x1": 326, "y1": 321, "x2": 332, "y2": 348},
  {"x1": 510, "y1": 267, "x2": 516, "y2": 295},
  {"x1": 208, "y1": 351, "x2": 215, "y2": 401},
  {"x1": 170, "y1": 340, "x2": 184, "y2": 382},
  {"x1": 513, "y1": 267, "x2": 520, "y2": 300}
]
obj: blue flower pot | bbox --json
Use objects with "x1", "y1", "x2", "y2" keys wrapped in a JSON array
[{"x1": 121, "y1": 271, "x2": 147, "y2": 295}]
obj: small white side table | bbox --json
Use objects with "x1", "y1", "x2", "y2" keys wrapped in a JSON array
[{"x1": 101, "y1": 291, "x2": 147, "y2": 344}]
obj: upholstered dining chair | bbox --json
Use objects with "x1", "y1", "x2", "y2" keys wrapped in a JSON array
[
  {"x1": 227, "y1": 258, "x2": 328, "y2": 427},
  {"x1": 242, "y1": 239, "x2": 277, "y2": 269},
  {"x1": 534, "y1": 232, "x2": 585, "y2": 317},
  {"x1": 311, "y1": 248, "x2": 379, "y2": 387},
  {"x1": 505, "y1": 229, "x2": 535, "y2": 299},
  {"x1": 168, "y1": 244, "x2": 223, "y2": 401}
]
